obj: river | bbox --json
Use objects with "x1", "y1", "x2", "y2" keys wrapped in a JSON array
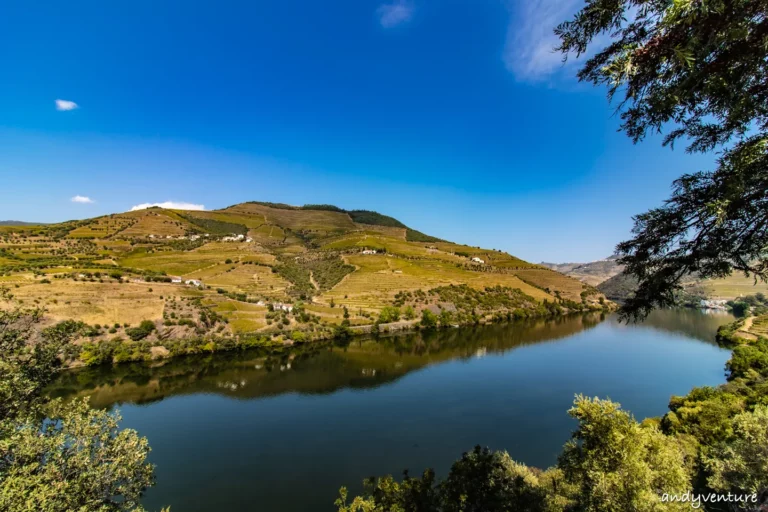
[{"x1": 47, "y1": 309, "x2": 735, "y2": 511}]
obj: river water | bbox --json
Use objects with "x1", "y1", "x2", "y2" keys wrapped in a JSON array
[{"x1": 47, "y1": 309, "x2": 735, "y2": 511}]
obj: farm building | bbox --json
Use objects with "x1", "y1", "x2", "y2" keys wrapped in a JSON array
[
  {"x1": 471, "y1": 257, "x2": 485, "y2": 264},
  {"x1": 361, "y1": 249, "x2": 377, "y2": 255}
]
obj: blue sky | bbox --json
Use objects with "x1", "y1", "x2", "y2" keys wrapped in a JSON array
[{"x1": 0, "y1": 0, "x2": 714, "y2": 262}]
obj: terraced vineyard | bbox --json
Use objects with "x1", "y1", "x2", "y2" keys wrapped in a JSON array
[{"x1": 0, "y1": 202, "x2": 610, "y2": 366}]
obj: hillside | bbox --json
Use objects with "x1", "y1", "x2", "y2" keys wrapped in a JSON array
[
  {"x1": 0, "y1": 220, "x2": 45, "y2": 226},
  {"x1": 543, "y1": 256, "x2": 768, "y2": 302},
  {"x1": 541, "y1": 255, "x2": 623, "y2": 287},
  {"x1": 0, "y1": 202, "x2": 610, "y2": 366}
]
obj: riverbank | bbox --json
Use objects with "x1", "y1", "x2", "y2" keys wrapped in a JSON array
[
  {"x1": 60, "y1": 299, "x2": 615, "y2": 369},
  {"x1": 716, "y1": 314, "x2": 768, "y2": 346}
]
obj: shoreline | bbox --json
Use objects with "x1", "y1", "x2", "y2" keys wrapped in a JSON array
[{"x1": 61, "y1": 304, "x2": 614, "y2": 370}]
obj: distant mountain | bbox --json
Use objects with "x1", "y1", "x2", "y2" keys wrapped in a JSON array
[
  {"x1": 540, "y1": 255, "x2": 623, "y2": 287},
  {"x1": 0, "y1": 220, "x2": 45, "y2": 226},
  {"x1": 544, "y1": 255, "x2": 768, "y2": 302},
  {"x1": 596, "y1": 272, "x2": 638, "y2": 301}
]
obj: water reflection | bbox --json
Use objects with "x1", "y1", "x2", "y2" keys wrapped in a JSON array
[
  {"x1": 606, "y1": 308, "x2": 733, "y2": 346},
  {"x1": 48, "y1": 313, "x2": 605, "y2": 408}
]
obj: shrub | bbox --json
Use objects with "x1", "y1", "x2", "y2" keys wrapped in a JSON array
[{"x1": 125, "y1": 320, "x2": 156, "y2": 341}]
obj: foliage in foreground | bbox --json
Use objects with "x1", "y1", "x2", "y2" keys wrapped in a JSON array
[
  {"x1": 337, "y1": 334, "x2": 768, "y2": 511},
  {"x1": 337, "y1": 397, "x2": 693, "y2": 512},
  {"x1": 557, "y1": 0, "x2": 768, "y2": 319},
  {"x1": 0, "y1": 288, "x2": 157, "y2": 511}
]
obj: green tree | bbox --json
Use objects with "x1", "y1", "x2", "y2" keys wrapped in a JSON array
[
  {"x1": 704, "y1": 406, "x2": 768, "y2": 496},
  {"x1": 559, "y1": 396, "x2": 690, "y2": 512},
  {"x1": 420, "y1": 310, "x2": 437, "y2": 329},
  {"x1": 0, "y1": 288, "x2": 156, "y2": 511},
  {"x1": 557, "y1": 0, "x2": 768, "y2": 319},
  {"x1": 403, "y1": 306, "x2": 416, "y2": 320},
  {"x1": 440, "y1": 447, "x2": 549, "y2": 512},
  {"x1": 378, "y1": 306, "x2": 401, "y2": 324}
]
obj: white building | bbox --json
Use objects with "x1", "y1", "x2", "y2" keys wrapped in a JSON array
[
  {"x1": 171, "y1": 277, "x2": 183, "y2": 284},
  {"x1": 185, "y1": 279, "x2": 203, "y2": 287},
  {"x1": 471, "y1": 257, "x2": 485, "y2": 264},
  {"x1": 700, "y1": 299, "x2": 728, "y2": 310},
  {"x1": 362, "y1": 249, "x2": 377, "y2": 255}
]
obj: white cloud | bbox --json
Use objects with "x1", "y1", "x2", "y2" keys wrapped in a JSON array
[
  {"x1": 55, "y1": 99, "x2": 79, "y2": 111},
  {"x1": 71, "y1": 195, "x2": 94, "y2": 204},
  {"x1": 130, "y1": 201, "x2": 205, "y2": 211},
  {"x1": 377, "y1": 0, "x2": 413, "y2": 28},
  {"x1": 502, "y1": 0, "x2": 582, "y2": 82}
]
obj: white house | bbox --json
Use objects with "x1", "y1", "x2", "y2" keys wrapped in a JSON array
[
  {"x1": 185, "y1": 279, "x2": 203, "y2": 287},
  {"x1": 700, "y1": 299, "x2": 728, "y2": 310},
  {"x1": 362, "y1": 249, "x2": 377, "y2": 255},
  {"x1": 272, "y1": 303, "x2": 294, "y2": 312},
  {"x1": 471, "y1": 257, "x2": 485, "y2": 264},
  {"x1": 171, "y1": 277, "x2": 183, "y2": 284}
]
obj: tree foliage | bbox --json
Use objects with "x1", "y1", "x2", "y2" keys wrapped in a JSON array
[
  {"x1": 557, "y1": 0, "x2": 768, "y2": 319},
  {"x1": 336, "y1": 397, "x2": 691, "y2": 512},
  {"x1": 0, "y1": 288, "x2": 156, "y2": 511},
  {"x1": 704, "y1": 406, "x2": 768, "y2": 496}
]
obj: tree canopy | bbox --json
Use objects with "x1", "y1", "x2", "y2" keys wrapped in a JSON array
[
  {"x1": 557, "y1": 0, "x2": 768, "y2": 319},
  {"x1": 0, "y1": 288, "x2": 157, "y2": 511}
]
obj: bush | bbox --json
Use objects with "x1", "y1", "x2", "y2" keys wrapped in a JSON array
[
  {"x1": 421, "y1": 309, "x2": 438, "y2": 329},
  {"x1": 378, "y1": 306, "x2": 401, "y2": 324},
  {"x1": 125, "y1": 320, "x2": 156, "y2": 341}
]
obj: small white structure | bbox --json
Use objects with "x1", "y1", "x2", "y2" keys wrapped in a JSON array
[
  {"x1": 471, "y1": 257, "x2": 485, "y2": 264},
  {"x1": 148, "y1": 234, "x2": 156, "y2": 239},
  {"x1": 222, "y1": 234, "x2": 246, "y2": 242},
  {"x1": 171, "y1": 277, "x2": 183, "y2": 284},
  {"x1": 272, "y1": 303, "x2": 294, "y2": 312},
  {"x1": 362, "y1": 249, "x2": 378, "y2": 255},
  {"x1": 245, "y1": 237, "x2": 253, "y2": 243},
  {"x1": 185, "y1": 279, "x2": 202, "y2": 287},
  {"x1": 700, "y1": 299, "x2": 728, "y2": 310},
  {"x1": 189, "y1": 235, "x2": 201, "y2": 241}
]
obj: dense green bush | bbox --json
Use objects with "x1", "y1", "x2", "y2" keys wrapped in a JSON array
[{"x1": 125, "y1": 320, "x2": 156, "y2": 341}]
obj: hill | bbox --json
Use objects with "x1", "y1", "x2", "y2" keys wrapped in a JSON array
[
  {"x1": 0, "y1": 201, "x2": 611, "y2": 366},
  {"x1": 0, "y1": 220, "x2": 45, "y2": 226},
  {"x1": 541, "y1": 255, "x2": 623, "y2": 287},
  {"x1": 543, "y1": 256, "x2": 768, "y2": 302}
]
